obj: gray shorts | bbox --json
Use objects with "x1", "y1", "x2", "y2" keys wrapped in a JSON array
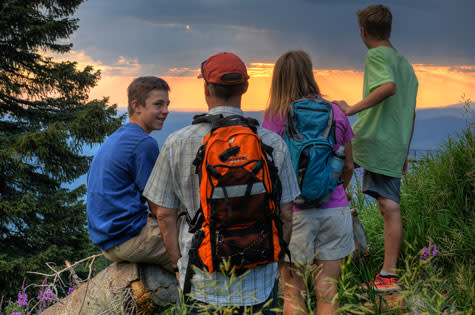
[
  {"x1": 284, "y1": 206, "x2": 354, "y2": 263},
  {"x1": 363, "y1": 169, "x2": 401, "y2": 204}
]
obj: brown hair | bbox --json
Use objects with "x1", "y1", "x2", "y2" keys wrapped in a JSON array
[
  {"x1": 127, "y1": 76, "x2": 170, "y2": 115},
  {"x1": 357, "y1": 4, "x2": 392, "y2": 40},
  {"x1": 265, "y1": 50, "x2": 321, "y2": 120},
  {"x1": 207, "y1": 82, "x2": 247, "y2": 101}
]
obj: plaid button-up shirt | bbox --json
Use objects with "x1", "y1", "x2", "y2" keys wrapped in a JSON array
[{"x1": 144, "y1": 106, "x2": 300, "y2": 306}]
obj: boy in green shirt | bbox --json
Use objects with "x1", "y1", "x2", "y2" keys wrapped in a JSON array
[{"x1": 335, "y1": 4, "x2": 418, "y2": 292}]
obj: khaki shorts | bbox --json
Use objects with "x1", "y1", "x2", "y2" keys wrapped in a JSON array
[
  {"x1": 284, "y1": 206, "x2": 354, "y2": 263},
  {"x1": 103, "y1": 214, "x2": 173, "y2": 272}
]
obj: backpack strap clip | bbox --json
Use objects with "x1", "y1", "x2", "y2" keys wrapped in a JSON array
[
  {"x1": 182, "y1": 229, "x2": 205, "y2": 298},
  {"x1": 193, "y1": 144, "x2": 206, "y2": 175}
]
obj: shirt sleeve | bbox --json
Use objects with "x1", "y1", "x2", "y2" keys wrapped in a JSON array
[
  {"x1": 332, "y1": 105, "x2": 354, "y2": 146},
  {"x1": 143, "y1": 138, "x2": 180, "y2": 209},
  {"x1": 341, "y1": 116, "x2": 354, "y2": 143},
  {"x1": 276, "y1": 139, "x2": 301, "y2": 204},
  {"x1": 133, "y1": 137, "x2": 159, "y2": 191},
  {"x1": 366, "y1": 49, "x2": 394, "y2": 92}
]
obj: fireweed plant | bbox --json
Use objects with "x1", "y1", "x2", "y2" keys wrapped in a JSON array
[{"x1": 0, "y1": 278, "x2": 75, "y2": 314}]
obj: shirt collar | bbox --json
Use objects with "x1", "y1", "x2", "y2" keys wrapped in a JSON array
[{"x1": 208, "y1": 106, "x2": 244, "y2": 116}]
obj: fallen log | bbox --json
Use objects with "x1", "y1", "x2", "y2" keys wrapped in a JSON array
[{"x1": 42, "y1": 262, "x2": 178, "y2": 315}]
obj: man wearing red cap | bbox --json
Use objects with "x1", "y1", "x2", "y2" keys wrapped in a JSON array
[{"x1": 143, "y1": 52, "x2": 299, "y2": 313}]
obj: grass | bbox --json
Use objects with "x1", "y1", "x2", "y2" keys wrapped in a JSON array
[{"x1": 335, "y1": 121, "x2": 474, "y2": 314}]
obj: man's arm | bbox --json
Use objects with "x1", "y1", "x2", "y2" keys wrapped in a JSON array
[
  {"x1": 334, "y1": 82, "x2": 396, "y2": 116},
  {"x1": 148, "y1": 201, "x2": 181, "y2": 266},
  {"x1": 279, "y1": 202, "x2": 293, "y2": 245}
]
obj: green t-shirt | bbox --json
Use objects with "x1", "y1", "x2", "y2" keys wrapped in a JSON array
[{"x1": 352, "y1": 46, "x2": 418, "y2": 178}]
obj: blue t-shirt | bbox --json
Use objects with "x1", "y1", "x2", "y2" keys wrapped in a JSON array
[{"x1": 87, "y1": 123, "x2": 159, "y2": 250}]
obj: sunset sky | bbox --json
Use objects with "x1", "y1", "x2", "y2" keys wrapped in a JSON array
[{"x1": 62, "y1": 0, "x2": 474, "y2": 111}]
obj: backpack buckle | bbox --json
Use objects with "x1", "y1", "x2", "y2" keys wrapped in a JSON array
[{"x1": 188, "y1": 210, "x2": 204, "y2": 233}]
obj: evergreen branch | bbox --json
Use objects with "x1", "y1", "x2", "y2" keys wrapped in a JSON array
[{"x1": 0, "y1": 0, "x2": 121, "y2": 298}]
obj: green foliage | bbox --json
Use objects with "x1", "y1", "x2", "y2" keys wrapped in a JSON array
[
  {"x1": 338, "y1": 115, "x2": 474, "y2": 313},
  {"x1": 397, "y1": 243, "x2": 468, "y2": 314},
  {"x1": 400, "y1": 126, "x2": 474, "y2": 268},
  {"x1": 0, "y1": 0, "x2": 124, "y2": 297}
]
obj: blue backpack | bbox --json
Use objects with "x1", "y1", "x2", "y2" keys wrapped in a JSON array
[{"x1": 283, "y1": 96, "x2": 340, "y2": 206}]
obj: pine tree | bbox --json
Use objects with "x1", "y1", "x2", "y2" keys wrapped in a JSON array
[{"x1": 0, "y1": 0, "x2": 124, "y2": 296}]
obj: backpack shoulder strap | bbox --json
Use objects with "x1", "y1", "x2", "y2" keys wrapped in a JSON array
[
  {"x1": 211, "y1": 114, "x2": 259, "y2": 131},
  {"x1": 285, "y1": 99, "x2": 303, "y2": 141},
  {"x1": 192, "y1": 113, "x2": 259, "y2": 132},
  {"x1": 310, "y1": 97, "x2": 335, "y2": 140},
  {"x1": 192, "y1": 113, "x2": 224, "y2": 125}
]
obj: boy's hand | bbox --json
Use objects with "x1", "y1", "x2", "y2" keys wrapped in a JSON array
[
  {"x1": 334, "y1": 82, "x2": 396, "y2": 116},
  {"x1": 333, "y1": 100, "x2": 353, "y2": 116}
]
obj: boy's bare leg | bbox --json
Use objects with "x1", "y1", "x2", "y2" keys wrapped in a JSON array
[
  {"x1": 314, "y1": 259, "x2": 342, "y2": 315},
  {"x1": 280, "y1": 262, "x2": 307, "y2": 315},
  {"x1": 378, "y1": 197, "x2": 402, "y2": 274}
]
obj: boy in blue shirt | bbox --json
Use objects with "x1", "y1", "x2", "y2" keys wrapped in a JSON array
[
  {"x1": 335, "y1": 5, "x2": 418, "y2": 292},
  {"x1": 87, "y1": 76, "x2": 172, "y2": 271}
]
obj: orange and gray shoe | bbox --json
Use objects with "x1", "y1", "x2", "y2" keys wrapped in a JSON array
[{"x1": 362, "y1": 273, "x2": 401, "y2": 292}]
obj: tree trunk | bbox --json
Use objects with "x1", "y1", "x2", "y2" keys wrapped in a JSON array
[{"x1": 42, "y1": 262, "x2": 178, "y2": 315}]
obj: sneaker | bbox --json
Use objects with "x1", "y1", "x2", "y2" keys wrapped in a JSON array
[{"x1": 362, "y1": 273, "x2": 401, "y2": 292}]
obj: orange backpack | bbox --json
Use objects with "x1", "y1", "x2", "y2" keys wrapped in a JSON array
[{"x1": 183, "y1": 114, "x2": 287, "y2": 293}]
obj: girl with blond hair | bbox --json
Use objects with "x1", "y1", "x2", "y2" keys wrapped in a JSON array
[{"x1": 263, "y1": 51, "x2": 355, "y2": 315}]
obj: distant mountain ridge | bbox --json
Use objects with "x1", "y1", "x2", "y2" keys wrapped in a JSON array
[
  {"x1": 146, "y1": 103, "x2": 470, "y2": 151},
  {"x1": 414, "y1": 103, "x2": 469, "y2": 120}
]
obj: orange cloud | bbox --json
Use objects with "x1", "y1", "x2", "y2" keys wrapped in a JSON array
[
  {"x1": 314, "y1": 69, "x2": 363, "y2": 106},
  {"x1": 55, "y1": 50, "x2": 475, "y2": 111},
  {"x1": 162, "y1": 76, "x2": 207, "y2": 111},
  {"x1": 51, "y1": 50, "x2": 142, "y2": 77},
  {"x1": 413, "y1": 64, "x2": 475, "y2": 108}
]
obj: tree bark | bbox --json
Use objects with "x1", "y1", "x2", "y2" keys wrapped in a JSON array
[{"x1": 42, "y1": 262, "x2": 178, "y2": 315}]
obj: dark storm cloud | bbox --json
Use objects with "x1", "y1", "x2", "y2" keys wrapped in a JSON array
[{"x1": 72, "y1": 0, "x2": 475, "y2": 74}]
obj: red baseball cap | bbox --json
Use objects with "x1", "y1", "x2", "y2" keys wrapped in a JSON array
[{"x1": 198, "y1": 52, "x2": 249, "y2": 85}]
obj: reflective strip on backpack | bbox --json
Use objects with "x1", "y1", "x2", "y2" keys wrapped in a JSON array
[{"x1": 211, "y1": 182, "x2": 266, "y2": 199}]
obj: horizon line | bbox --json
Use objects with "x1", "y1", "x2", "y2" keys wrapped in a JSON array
[{"x1": 114, "y1": 102, "x2": 467, "y2": 112}]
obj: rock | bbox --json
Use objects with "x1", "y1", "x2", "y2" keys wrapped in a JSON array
[
  {"x1": 350, "y1": 208, "x2": 370, "y2": 259},
  {"x1": 139, "y1": 263, "x2": 179, "y2": 307},
  {"x1": 42, "y1": 262, "x2": 178, "y2": 315}
]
